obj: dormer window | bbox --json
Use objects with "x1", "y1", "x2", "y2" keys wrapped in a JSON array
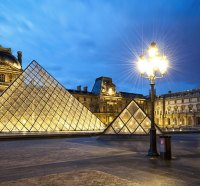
[
  {"x1": 0, "y1": 74, "x2": 5, "y2": 82},
  {"x1": 108, "y1": 88, "x2": 113, "y2": 95}
]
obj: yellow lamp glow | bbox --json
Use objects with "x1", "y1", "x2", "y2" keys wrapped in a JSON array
[
  {"x1": 137, "y1": 55, "x2": 147, "y2": 74},
  {"x1": 148, "y1": 42, "x2": 158, "y2": 57},
  {"x1": 158, "y1": 56, "x2": 168, "y2": 75},
  {"x1": 136, "y1": 42, "x2": 169, "y2": 79},
  {"x1": 148, "y1": 47, "x2": 158, "y2": 57}
]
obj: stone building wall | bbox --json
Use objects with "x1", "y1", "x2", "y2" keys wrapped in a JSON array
[{"x1": 154, "y1": 90, "x2": 200, "y2": 128}]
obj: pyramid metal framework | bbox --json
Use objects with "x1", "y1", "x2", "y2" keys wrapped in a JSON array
[
  {"x1": 0, "y1": 61, "x2": 105, "y2": 133},
  {"x1": 104, "y1": 100, "x2": 162, "y2": 135}
]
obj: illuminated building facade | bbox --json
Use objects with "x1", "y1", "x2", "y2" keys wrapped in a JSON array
[
  {"x1": 154, "y1": 90, "x2": 200, "y2": 128},
  {"x1": 68, "y1": 77, "x2": 145, "y2": 125},
  {"x1": 69, "y1": 78, "x2": 200, "y2": 128},
  {"x1": 0, "y1": 45, "x2": 22, "y2": 92}
]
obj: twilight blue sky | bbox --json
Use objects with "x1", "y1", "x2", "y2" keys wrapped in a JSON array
[{"x1": 0, "y1": 0, "x2": 200, "y2": 95}]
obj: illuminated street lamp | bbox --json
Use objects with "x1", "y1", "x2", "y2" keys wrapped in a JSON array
[{"x1": 137, "y1": 42, "x2": 169, "y2": 156}]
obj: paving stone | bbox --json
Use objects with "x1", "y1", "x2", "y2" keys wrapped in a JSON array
[{"x1": 0, "y1": 134, "x2": 199, "y2": 185}]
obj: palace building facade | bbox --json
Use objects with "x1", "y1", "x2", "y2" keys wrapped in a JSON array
[
  {"x1": 68, "y1": 77, "x2": 145, "y2": 125},
  {"x1": 154, "y1": 90, "x2": 200, "y2": 129},
  {"x1": 68, "y1": 80, "x2": 200, "y2": 128},
  {"x1": 0, "y1": 45, "x2": 22, "y2": 93}
]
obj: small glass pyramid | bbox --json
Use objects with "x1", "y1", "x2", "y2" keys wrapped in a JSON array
[
  {"x1": 104, "y1": 100, "x2": 162, "y2": 134},
  {"x1": 0, "y1": 61, "x2": 105, "y2": 133}
]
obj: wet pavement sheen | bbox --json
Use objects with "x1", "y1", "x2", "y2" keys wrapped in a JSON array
[{"x1": 0, "y1": 134, "x2": 199, "y2": 185}]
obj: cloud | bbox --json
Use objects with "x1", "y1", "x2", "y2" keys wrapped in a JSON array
[{"x1": 0, "y1": 0, "x2": 200, "y2": 94}]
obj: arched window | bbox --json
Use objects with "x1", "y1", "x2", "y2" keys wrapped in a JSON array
[
  {"x1": 188, "y1": 104, "x2": 193, "y2": 112},
  {"x1": 181, "y1": 105, "x2": 185, "y2": 112},
  {"x1": 196, "y1": 104, "x2": 200, "y2": 111},
  {"x1": 0, "y1": 74, "x2": 5, "y2": 82},
  {"x1": 167, "y1": 106, "x2": 171, "y2": 111}
]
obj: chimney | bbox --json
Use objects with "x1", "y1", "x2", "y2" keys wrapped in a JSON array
[
  {"x1": 17, "y1": 51, "x2": 22, "y2": 66},
  {"x1": 77, "y1": 85, "x2": 81, "y2": 91},
  {"x1": 83, "y1": 86, "x2": 88, "y2": 92}
]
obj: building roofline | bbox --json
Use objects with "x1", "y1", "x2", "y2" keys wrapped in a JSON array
[
  {"x1": 95, "y1": 76, "x2": 112, "y2": 81},
  {"x1": 67, "y1": 89, "x2": 97, "y2": 96},
  {"x1": 159, "y1": 88, "x2": 200, "y2": 98}
]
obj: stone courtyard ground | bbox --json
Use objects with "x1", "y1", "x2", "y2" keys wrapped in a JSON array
[{"x1": 0, "y1": 134, "x2": 199, "y2": 186}]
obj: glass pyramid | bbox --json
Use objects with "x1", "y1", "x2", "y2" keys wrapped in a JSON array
[
  {"x1": 0, "y1": 61, "x2": 105, "y2": 133},
  {"x1": 104, "y1": 100, "x2": 162, "y2": 135}
]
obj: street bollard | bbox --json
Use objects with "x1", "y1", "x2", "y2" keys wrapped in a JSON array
[{"x1": 159, "y1": 135, "x2": 171, "y2": 160}]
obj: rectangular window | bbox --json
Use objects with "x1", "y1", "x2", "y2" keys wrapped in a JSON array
[
  {"x1": 0, "y1": 74, "x2": 5, "y2": 82},
  {"x1": 184, "y1": 99, "x2": 189, "y2": 103},
  {"x1": 191, "y1": 98, "x2": 197, "y2": 102}
]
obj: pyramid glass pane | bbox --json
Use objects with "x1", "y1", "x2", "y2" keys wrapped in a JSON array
[
  {"x1": 140, "y1": 117, "x2": 151, "y2": 133},
  {"x1": 119, "y1": 126, "x2": 130, "y2": 134},
  {"x1": 134, "y1": 110, "x2": 145, "y2": 123},
  {"x1": 104, "y1": 100, "x2": 162, "y2": 135},
  {"x1": 127, "y1": 102, "x2": 139, "y2": 115},
  {"x1": 0, "y1": 61, "x2": 106, "y2": 133},
  {"x1": 134, "y1": 126, "x2": 146, "y2": 134},
  {"x1": 111, "y1": 118, "x2": 124, "y2": 133},
  {"x1": 105, "y1": 127, "x2": 115, "y2": 134},
  {"x1": 120, "y1": 109, "x2": 132, "y2": 123},
  {"x1": 125, "y1": 117, "x2": 139, "y2": 133}
]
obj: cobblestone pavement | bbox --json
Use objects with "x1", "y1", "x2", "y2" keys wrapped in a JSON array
[{"x1": 0, "y1": 134, "x2": 199, "y2": 185}]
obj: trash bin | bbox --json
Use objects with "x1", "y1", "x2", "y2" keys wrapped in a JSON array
[{"x1": 159, "y1": 135, "x2": 171, "y2": 160}]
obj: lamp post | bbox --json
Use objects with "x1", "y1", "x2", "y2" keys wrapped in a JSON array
[{"x1": 137, "y1": 42, "x2": 169, "y2": 157}]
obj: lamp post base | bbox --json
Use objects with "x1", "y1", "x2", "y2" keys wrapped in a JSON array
[{"x1": 148, "y1": 128, "x2": 159, "y2": 157}]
